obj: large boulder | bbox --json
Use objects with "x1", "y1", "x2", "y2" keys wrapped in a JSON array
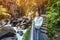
[{"x1": 0, "y1": 27, "x2": 16, "y2": 39}]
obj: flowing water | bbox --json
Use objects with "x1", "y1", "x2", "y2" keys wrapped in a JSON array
[{"x1": 13, "y1": 27, "x2": 27, "y2": 40}]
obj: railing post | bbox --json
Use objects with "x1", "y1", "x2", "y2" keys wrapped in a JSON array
[{"x1": 30, "y1": 21, "x2": 34, "y2": 40}]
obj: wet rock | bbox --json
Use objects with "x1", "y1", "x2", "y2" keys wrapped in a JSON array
[{"x1": 0, "y1": 27, "x2": 16, "y2": 39}]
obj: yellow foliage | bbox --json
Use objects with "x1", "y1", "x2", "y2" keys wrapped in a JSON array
[
  {"x1": 16, "y1": 0, "x2": 37, "y2": 15},
  {"x1": 0, "y1": 5, "x2": 11, "y2": 19},
  {"x1": 16, "y1": 0, "x2": 48, "y2": 15}
]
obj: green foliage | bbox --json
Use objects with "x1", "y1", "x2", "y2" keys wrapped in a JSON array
[
  {"x1": 47, "y1": 0, "x2": 60, "y2": 38},
  {"x1": 22, "y1": 28, "x2": 31, "y2": 40}
]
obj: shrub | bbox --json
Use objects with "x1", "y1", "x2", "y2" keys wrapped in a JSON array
[
  {"x1": 22, "y1": 28, "x2": 31, "y2": 40},
  {"x1": 47, "y1": 0, "x2": 60, "y2": 38}
]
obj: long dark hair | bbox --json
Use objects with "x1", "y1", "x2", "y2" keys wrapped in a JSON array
[{"x1": 36, "y1": 8, "x2": 42, "y2": 16}]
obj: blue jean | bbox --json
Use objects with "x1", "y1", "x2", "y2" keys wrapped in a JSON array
[{"x1": 33, "y1": 28, "x2": 40, "y2": 40}]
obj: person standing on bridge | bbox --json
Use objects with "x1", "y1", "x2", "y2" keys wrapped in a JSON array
[{"x1": 33, "y1": 10, "x2": 43, "y2": 40}]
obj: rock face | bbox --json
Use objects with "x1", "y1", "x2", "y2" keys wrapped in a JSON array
[
  {"x1": 0, "y1": 27, "x2": 16, "y2": 39},
  {"x1": 1, "y1": 37, "x2": 17, "y2": 40}
]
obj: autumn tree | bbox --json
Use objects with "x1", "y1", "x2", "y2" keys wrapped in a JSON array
[
  {"x1": 0, "y1": 5, "x2": 10, "y2": 20},
  {"x1": 0, "y1": 0, "x2": 48, "y2": 18},
  {"x1": 0, "y1": 0, "x2": 24, "y2": 18},
  {"x1": 16, "y1": 0, "x2": 48, "y2": 15}
]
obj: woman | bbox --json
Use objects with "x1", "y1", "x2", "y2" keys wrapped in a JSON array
[{"x1": 33, "y1": 11, "x2": 43, "y2": 40}]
